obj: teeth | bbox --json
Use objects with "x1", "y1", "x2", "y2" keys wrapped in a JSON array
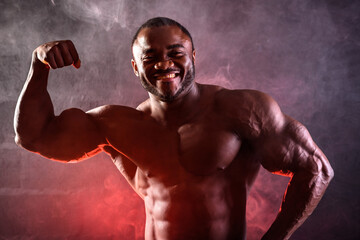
[{"x1": 157, "y1": 73, "x2": 176, "y2": 79}]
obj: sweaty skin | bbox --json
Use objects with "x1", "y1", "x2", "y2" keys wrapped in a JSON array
[{"x1": 14, "y1": 25, "x2": 333, "y2": 240}]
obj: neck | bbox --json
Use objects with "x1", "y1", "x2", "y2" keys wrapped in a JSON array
[{"x1": 149, "y1": 82, "x2": 201, "y2": 126}]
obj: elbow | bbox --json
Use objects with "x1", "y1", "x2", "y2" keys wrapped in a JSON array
[
  {"x1": 14, "y1": 134, "x2": 26, "y2": 148},
  {"x1": 324, "y1": 163, "x2": 334, "y2": 183},
  {"x1": 306, "y1": 153, "x2": 334, "y2": 186},
  {"x1": 14, "y1": 134, "x2": 21, "y2": 146},
  {"x1": 14, "y1": 134, "x2": 37, "y2": 152},
  {"x1": 14, "y1": 124, "x2": 34, "y2": 150},
  {"x1": 316, "y1": 158, "x2": 334, "y2": 185},
  {"x1": 310, "y1": 148, "x2": 334, "y2": 183}
]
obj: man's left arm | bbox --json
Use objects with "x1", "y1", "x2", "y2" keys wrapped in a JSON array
[{"x1": 253, "y1": 95, "x2": 334, "y2": 240}]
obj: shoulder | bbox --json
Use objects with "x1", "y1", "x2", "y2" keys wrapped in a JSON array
[
  {"x1": 215, "y1": 88, "x2": 286, "y2": 138},
  {"x1": 86, "y1": 104, "x2": 146, "y2": 123},
  {"x1": 215, "y1": 88, "x2": 274, "y2": 106},
  {"x1": 198, "y1": 84, "x2": 275, "y2": 111}
]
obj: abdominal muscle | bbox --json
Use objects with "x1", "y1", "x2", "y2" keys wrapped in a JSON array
[{"x1": 141, "y1": 173, "x2": 247, "y2": 240}]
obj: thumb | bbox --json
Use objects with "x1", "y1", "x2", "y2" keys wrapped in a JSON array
[{"x1": 73, "y1": 59, "x2": 81, "y2": 69}]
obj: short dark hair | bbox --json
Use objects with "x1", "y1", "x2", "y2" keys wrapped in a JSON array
[{"x1": 131, "y1": 17, "x2": 194, "y2": 51}]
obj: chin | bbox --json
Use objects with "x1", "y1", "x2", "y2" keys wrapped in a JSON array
[
  {"x1": 141, "y1": 68, "x2": 195, "y2": 102},
  {"x1": 156, "y1": 91, "x2": 179, "y2": 102}
]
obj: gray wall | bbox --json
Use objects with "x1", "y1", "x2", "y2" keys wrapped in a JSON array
[{"x1": 1, "y1": 0, "x2": 359, "y2": 239}]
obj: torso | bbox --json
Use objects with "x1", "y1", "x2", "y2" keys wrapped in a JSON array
[{"x1": 97, "y1": 84, "x2": 261, "y2": 240}]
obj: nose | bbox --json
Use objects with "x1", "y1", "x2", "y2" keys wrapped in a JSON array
[{"x1": 154, "y1": 59, "x2": 174, "y2": 70}]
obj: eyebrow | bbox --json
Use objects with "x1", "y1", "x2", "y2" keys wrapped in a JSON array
[
  {"x1": 143, "y1": 44, "x2": 185, "y2": 55},
  {"x1": 144, "y1": 49, "x2": 155, "y2": 54},
  {"x1": 167, "y1": 44, "x2": 185, "y2": 50}
]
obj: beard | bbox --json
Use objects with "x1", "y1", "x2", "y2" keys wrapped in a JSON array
[{"x1": 139, "y1": 62, "x2": 195, "y2": 102}]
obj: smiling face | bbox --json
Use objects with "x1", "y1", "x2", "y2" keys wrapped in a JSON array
[{"x1": 131, "y1": 25, "x2": 196, "y2": 102}]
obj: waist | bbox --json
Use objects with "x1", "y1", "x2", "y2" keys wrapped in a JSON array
[
  {"x1": 146, "y1": 214, "x2": 245, "y2": 240},
  {"x1": 144, "y1": 195, "x2": 246, "y2": 240}
]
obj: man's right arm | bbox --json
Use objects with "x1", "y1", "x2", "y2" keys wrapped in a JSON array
[{"x1": 14, "y1": 40, "x2": 105, "y2": 161}]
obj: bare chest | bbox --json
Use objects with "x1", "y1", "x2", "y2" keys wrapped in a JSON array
[
  {"x1": 177, "y1": 120, "x2": 241, "y2": 175},
  {"x1": 106, "y1": 115, "x2": 241, "y2": 178}
]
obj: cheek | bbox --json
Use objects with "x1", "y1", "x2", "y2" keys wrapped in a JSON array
[
  {"x1": 142, "y1": 66, "x2": 156, "y2": 83},
  {"x1": 176, "y1": 58, "x2": 192, "y2": 73},
  {"x1": 144, "y1": 66, "x2": 152, "y2": 77},
  {"x1": 136, "y1": 63, "x2": 148, "y2": 76},
  {"x1": 184, "y1": 57, "x2": 194, "y2": 68}
]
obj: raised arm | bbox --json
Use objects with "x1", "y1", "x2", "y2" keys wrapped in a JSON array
[
  {"x1": 14, "y1": 40, "x2": 105, "y2": 161},
  {"x1": 252, "y1": 93, "x2": 334, "y2": 240}
]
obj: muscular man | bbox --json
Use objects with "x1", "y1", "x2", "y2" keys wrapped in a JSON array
[{"x1": 14, "y1": 17, "x2": 333, "y2": 240}]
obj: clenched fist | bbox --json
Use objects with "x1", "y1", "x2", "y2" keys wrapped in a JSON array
[{"x1": 34, "y1": 40, "x2": 81, "y2": 69}]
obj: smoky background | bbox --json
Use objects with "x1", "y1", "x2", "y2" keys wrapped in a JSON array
[{"x1": 0, "y1": 0, "x2": 359, "y2": 239}]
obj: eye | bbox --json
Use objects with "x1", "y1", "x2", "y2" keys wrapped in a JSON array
[
  {"x1": 142, "y1": 56, "x2": 153, "y2": 61},
  {"x1": 169, "y1": 51, "x2": 184, "y2": 58},
  {"x1": 142, "y1": 55, "x2": 155, "y2": 62}
]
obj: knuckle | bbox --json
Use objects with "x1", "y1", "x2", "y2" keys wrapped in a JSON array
[
  {"x1": 66, "y1": 39, "x2": 73, "y2": 45},
  {"x1": 37, "y1": 40, "x2": 78, "y2": 67},
  {"x1": 63, "y1": 57, "x2": 72, "y2": 66}
]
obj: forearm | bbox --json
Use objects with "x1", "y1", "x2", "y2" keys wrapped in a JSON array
[
  {"x1": 252, "y1": 95, "x2": 334, "y2": 239},
  {"x1": 14, "y1": 51, "x2": 55, "y2": 148},
  {"x1": 262, "y1": 167, "x2": 333, "y2": 240}
]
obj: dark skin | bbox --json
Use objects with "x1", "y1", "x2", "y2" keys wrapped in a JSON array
[{"x1": 14, "y1": 25, "x2": 334, "y2": 240}]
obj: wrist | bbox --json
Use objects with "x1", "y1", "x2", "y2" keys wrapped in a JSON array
[{"x1": 31, "y1": 50, "x2": 50, "y2": 71}]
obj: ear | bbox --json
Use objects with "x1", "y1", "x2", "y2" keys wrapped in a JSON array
[
  {"x1": 192, "y1": 50, "x2": 196, "y2": 63},
  {"x1": 131, "y1": 59, "x2": 139, "y2": 76}
]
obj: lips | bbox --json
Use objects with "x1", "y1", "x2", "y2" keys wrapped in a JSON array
[
  {"x1": 154, "y1": 72, "x2": 179, "y2": 81},
  {"x1": 156, "y1": 73, "x2": 176, "y2": 79}
]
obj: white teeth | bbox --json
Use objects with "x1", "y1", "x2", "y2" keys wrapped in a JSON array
[{"x1": 157, "y1": 73, "x2": 176, "y2": 79}]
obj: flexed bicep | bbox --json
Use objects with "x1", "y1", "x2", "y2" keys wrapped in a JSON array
[
  {"x1": 14, "y1": 40, "x2": 92, "y2": 161},
  {"x1": 29, "y1": 108, "x2": 106, "y2": 162}
]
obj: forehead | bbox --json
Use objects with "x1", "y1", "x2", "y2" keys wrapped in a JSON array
[{"x1": 133, "y1": 25, "x2": 192, "y2": 55}]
